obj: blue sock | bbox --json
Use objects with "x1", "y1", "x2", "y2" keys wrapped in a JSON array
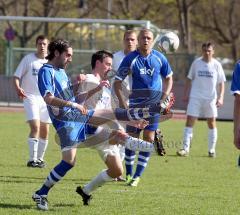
[
  {"x1": 37, "y1": 160, "x2": 73, "y2": 196},
  {"x1": 133, "y1": 151, "x2": 151, "y2": 178},
  {"x1": 115, "y1": 107, "x2": 153, "y2": 121},
  {"x1": 125, "y1": 148, "x2": 136, "y2": 176}
]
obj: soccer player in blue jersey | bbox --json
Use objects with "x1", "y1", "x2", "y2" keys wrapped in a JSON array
[
  {"x1": 32, "y1": 39, "x2": 173, "y2": 210},
  {"x1": 114, "y1": 28, "x2": 173, "y2": 187},
  {"x1": 231, "y1": 60, "x2": 240, "y2": 165}
]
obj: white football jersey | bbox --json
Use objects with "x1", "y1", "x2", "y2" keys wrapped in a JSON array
[
  {"x1": 188, "y1": 57, "x2": 226, "y2": 100},
  {"x1": 14, "y1": 53, "x2": 47, "y2": 95},
  {"x1": 78, "y1": 74, "x2": 111, "y2": 110},
  {"x1": 113, "y1": 50, "x2": 131, "y2": 91}
]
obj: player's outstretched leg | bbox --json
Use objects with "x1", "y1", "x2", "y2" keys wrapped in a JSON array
[
  {"x1": 89, "y1": 93, "x2": 175, "y2": 127},
  {"x1": 108, "y1": 129, "x2": 155, "y2": 153}
]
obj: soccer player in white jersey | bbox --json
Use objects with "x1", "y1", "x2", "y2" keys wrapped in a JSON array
[
  {"x1": 32, "y1": 39, "x2": 172, "y2": 210},
  {"x1": 13, "y1": 35, "x2": 51, "y2": 168},
  {"x1": 114, "y1": 28, "x2": 173, "y2": 187},
  {"x1": 177, "y1": 42, "x2": 226, "y2": 157},
  {"x1": 112, "y1": 30, "x2": 138, "y2": 92},
  {"x1": 230, "y1": 60, "x2": 240, "y2": 165},
  {"x1": 74, "y1": 50, "x2": 129, "y2": 201}
]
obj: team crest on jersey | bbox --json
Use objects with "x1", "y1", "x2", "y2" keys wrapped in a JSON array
[{"x1": 140, "y1": 67, "x2": 154, "y2": 76}]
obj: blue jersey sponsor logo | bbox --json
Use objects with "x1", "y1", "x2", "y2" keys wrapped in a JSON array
[{"x1": 139, "y1": 67, "x2": 154, "y2": 76}]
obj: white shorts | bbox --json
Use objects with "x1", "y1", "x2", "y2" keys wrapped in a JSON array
[
  {"x1": 23, "y1": 93, "x2": 51, "y2": 123},
  {"x1": 84, "y1": 127, "x2": 120, "y2": 162},
  {"x1": 95, "y1": 142, "x2": 120, "y2": 162},
  {"x1": 186, "y1": 97, "x2": 217, "y2": 118}
]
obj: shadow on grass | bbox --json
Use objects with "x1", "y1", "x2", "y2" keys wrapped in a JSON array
[
  {"x1": 0, "y1": 203, "x2": 32, "y2": 210},
  {"x1": 53, "y1": 203, "x2": 75, "y2": 207},
  {"x1": 0, "y1": 175, "x2": 92, "y2": 184},
  {"x1": 0, "y1": 202, "x2": 76, "y2": 212}
]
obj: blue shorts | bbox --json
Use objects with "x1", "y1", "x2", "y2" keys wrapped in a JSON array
[{"x1": 56, "y1": 109, "x2": 95, "y2": 150}]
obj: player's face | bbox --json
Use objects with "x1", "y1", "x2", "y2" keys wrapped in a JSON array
[
  {"x1": 36, "y1": 39, "x2": 48, "y2": 56},
  {"x1": 57, "y1": 47, "x2": 73, "y2": 69},
  {"x1": 202, "y1": 46, "x2": 214, "y2": 62},
  {"x1": 123, "y1": 33, "x2": 137, "y2": 53},
  {"x1": 98, "y1": 57, "x2": 112, "y2": 80},
  {"x1": 138, "y1": 31, "x2": 153, "y2": 53}
]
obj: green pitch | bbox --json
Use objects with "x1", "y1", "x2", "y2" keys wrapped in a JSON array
[{"x1": 0, "y1": 112, "x2": 239, "y2": 215}]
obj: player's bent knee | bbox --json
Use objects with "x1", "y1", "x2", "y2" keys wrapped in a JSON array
[
  {"x1": 109, "y1": 166, "x2": 123, "y2": 178},
  {"x1": 106, "y1": 155, "x2": 123, "y2": 178}
]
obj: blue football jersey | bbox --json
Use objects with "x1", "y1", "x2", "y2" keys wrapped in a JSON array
[
  {"x1": 231, "y1": 61, "x2": 240, "y2": 95},
  {"x1": 38, "y1": 64, "x2": 93, "y2": 145},
  {"x1": 115, "y1": 49, "x2": 173, "y2": 105}
]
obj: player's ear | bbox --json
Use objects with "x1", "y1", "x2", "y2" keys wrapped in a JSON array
[{"x1": 54, "y1": 50, "x2": 60, "y2": 57}]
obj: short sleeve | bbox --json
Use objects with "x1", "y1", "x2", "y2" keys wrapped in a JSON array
[
  {"x1": 14, "y1": 55, "x2": 28, "y2": 78},
  {"x1": 115, "y1": 55, "x2": 131, "y2": 81},
  {"x1": 38, "y1": 67, "x2": 55, "y2": 98}
]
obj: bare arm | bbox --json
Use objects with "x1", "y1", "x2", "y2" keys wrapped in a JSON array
[
  {"x1": 43, "y1": 93, "x2": 88, "y2": 115},
  {"x1": 113, "y1": 79, "x2": 128, "y2": 108},
  {"x1": 13, "y1": 76, "x2": 27, "y2": 99},
  {"x1": 216, "y1": 82, "x2": 225, "y2": 107},
  {"x1": 162, "y1": 75, "x2": 173, "y2": 100}
]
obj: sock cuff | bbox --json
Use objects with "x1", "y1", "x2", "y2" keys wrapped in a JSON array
[
  {"x1": 39, "y1": 138, "x2": 48, "y2": 143},
  {"x1": 185, "y1": 127, "x2": 193, "y2": 133},
  {"x1": 114, "y1": 108, "x2": 130, "y2": 121},
  {"x1": 101, "y1": 169, "x2": 114, "y2": 182},
  {"x1": 209, "y1": 128, "x2": 217, "y2": 132},
  {"x1": 28, "y1": 137, "x2": 38, "y2": 142},
  {"x1": 57, "y1": 160, "x2": 73, "y2": 173},
  {"x1": 208, "y1": 128, "x2": 217, "y2": 136}
]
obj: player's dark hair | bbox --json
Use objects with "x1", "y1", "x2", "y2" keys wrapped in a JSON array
[
  {"x1": 91, "y1": 50, "x2": 113, "y2": 69},
  {"x1": 46, "y1": 39, "x2": 72, "y2": 60},
  {"x1": 35, "y1": 35, "x2": 48, "y2": 45},
  {"x1": 202, "y1": 42, "x2": 214, "y2": 49}
]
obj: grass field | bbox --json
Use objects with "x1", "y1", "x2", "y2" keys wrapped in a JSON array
[{"x1": 0, "y1": 112, "x2": 239, "y2": 215}]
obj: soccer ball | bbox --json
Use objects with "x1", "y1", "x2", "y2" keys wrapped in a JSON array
[{"x1": 158, "y1": 32, "x2": 180, "y2": 53}]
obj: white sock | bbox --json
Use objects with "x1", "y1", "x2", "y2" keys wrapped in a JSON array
[
  {"x1": 83, "y1": 169, "x2": 113, "y2": 195},
  {"x1": 182, "y1": 127, "x2": 193, "y2": 152},
  {"x1": 208, "y1": 128, "x2": 217, "y2": 153},
  {"x1": 124, "y1": 136, "x2": 154, "y2": 152},
  {"x1": 37, "y1": 138, "x2": 48, "y2": 161},
  {"x1": 28, "y1": 137, "x2": 38, "y2": 162}
]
